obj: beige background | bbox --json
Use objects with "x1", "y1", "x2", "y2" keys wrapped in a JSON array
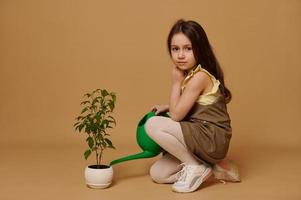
[{"x1": 1, "y1": 0, "x2": 300, "y2": 199}]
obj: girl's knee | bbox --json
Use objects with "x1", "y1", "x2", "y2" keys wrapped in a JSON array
[
  {"x1": 149, "y1": 164, "x2": 170, "y2": 184},
  {"x1": 145, "y1": 116, "x2": 162, "y2": 136}
]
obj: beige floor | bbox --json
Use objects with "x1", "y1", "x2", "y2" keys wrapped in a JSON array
[{"x1": 1, "y1": 142, "x2": 300, "y2": 200}]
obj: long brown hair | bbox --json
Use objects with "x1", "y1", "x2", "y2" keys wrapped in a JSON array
[{"x1": 167, "y1": 19, "x2": 232, "y2": 103}]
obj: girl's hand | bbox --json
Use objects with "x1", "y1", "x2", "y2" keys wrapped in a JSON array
[
  {"x1": 150, "y1": 104, "x2": 169, "y2": 115},
  {"x1": 172, "y1": 67, "x2": 186, "y2": 84}
]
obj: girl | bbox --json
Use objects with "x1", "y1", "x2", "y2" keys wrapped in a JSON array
[{"x1": 145, "y1": 19, "x2": 232, "y2": 193}]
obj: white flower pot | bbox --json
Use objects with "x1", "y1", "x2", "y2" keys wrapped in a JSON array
[{"x1": 84, "y1": 165, "x2": 113, "y2": 189}]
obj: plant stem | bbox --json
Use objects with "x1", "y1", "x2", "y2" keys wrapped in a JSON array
[
  {"x1": 96, "y1": 149, "x2": 99, "y2": 166},
  {"x1": 99, "y1": 148, "x2": 103, "y2": 165},
  {"x1": 92, "y1": 133, "x2": 99, "y2": 166}
]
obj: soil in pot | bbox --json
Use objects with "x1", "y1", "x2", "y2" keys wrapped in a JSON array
[{"x1": 88, "y1": 165, "x2": 110, "y2": 169}]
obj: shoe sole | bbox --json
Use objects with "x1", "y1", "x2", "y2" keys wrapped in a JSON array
[{"x1": 172, "y1": 168, "x2": 213, "y2": 193}]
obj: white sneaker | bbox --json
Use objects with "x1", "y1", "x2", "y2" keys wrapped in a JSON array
[{"x1": 172, "y1": 163, "x2": 212, "y2": 193}]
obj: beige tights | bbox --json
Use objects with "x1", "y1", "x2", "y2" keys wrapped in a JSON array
[{"x1": 145, "y1": 116, "x2": 200, "y2": 183}]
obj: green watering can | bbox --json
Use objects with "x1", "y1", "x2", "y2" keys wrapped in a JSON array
[{"x1": 110, "y1": 111, "x2": 169, "y2": 165}]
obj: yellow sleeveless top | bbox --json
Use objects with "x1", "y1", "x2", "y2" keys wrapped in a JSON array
[{"x1": 181, "y1": 64, "x2": 220, "y2": 105}]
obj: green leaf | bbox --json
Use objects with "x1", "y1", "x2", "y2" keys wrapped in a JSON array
[
  {"x1": 108, "y1": 101, "x2": 114, "y2": 111},
  {"x1": 81, "y1": 107, "x2": 88, "y2": 114},
  {"x1": 94, "y1": 89, "x2": 101, "y2": 94},
  {"x1": 97, "y1": 110, "x2": 105, "y2": 116},
  {"x1": 96, "y1": 133, "x2": 104, "y2": 142},
  {"x1": 85, "y1": 126, "x2": 91, "y2": 134},
  {"x1": 102, "y1": 141, "x2": 107, "y2": 148},
  {"x1": 86, "y1": 136, "x2": 94, "y2": 149},
  {"x1": 105, "y1": 138, "x2": 114, "y2": 149},
  {"x1": 110, "y1": 93, "x2": 116, "y2": 101},
  {"x1": 108, "y1": 144, "x2": 116, "y2": 149},
  {"x1": 79, "y1": 124, "x2": 85, "y2": 132},
  {"x1": 85, "y1": 113, "x2": 92, "y2": 119},
  {"x1": 90, "y1": 105, "x2": 97, "y2": 110},
  {"x1": 95, "y1": 113, "x2": 102, "y2": 121},
  {"x1": 75, "y1": 124, "x2": 85, "y2": 132},
  {"x1": 76, "y1": 116, "x2": 83, "y2": 120},
  {"x1": 103, "y1": 119, "x2": 109, "y2": 128},
  {"x1": 73, "y1": 122, "x2": 80, "y2": 127},
  {"x1": 108, "y1": 116, "x2": 116, "y2": 125},
  {"x1": 99, "y1": 120, "x2": 105, "y2": 128},
  {"x1": 80, "y1": 100, "x2": 90, "y2": 105},
  {"x1": 101, "y1": 89, "x2": 109, "y2": 97},
  {"x1": 84, "y1": 149, "x2": 92, "y2": 160},
  {"x1": 84, "y1": 93, "x2": 91, "y2": 98},
  {"x1": 91, "y1": 123, "x2": 99, "y2": 133},
  {"x1": 92, "y1": 98, "x2": 99, "y2": 105}
]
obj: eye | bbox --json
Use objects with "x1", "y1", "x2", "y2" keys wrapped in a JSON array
[
  {"x1": 184, "y1": 47, "x2": 193, "y2": 51},
  {"x1": 171, "y1": 47, "x2": 179, "y2": 52}
]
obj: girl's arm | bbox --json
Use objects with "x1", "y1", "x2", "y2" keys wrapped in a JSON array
[{"x1": 169, "y1": 68, "x2": 209, "y2": 121}]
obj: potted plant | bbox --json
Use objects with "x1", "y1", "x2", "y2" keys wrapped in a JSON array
[{"x1": 73, "y1": 89, "x2": 117, "y2": 189}]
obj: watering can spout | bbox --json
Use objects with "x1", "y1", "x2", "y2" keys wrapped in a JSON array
[{"x1": 110, "y1": 151, "x2": 158, "y2": 166}]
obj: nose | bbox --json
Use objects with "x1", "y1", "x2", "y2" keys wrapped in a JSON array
[{"x1": 178, "y1": 50, "x2": 185, "y2": 59}]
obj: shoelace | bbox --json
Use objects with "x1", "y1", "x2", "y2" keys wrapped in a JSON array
[{"x1": 176, "y1": 164, "x2": 194, "y2": 183}]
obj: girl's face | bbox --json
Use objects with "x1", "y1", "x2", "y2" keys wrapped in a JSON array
[{"x1": 170, "y1": 32, "x2": 197, "y2": 72}]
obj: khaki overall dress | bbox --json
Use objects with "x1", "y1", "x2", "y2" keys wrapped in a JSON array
[{"x1": 179, "y1": 64, "x2": 232, "y2": 165}]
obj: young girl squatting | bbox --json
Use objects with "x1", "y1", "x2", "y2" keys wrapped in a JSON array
[{"x1": 145, "y1": 19, "x2": 232, "y2": 193}]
